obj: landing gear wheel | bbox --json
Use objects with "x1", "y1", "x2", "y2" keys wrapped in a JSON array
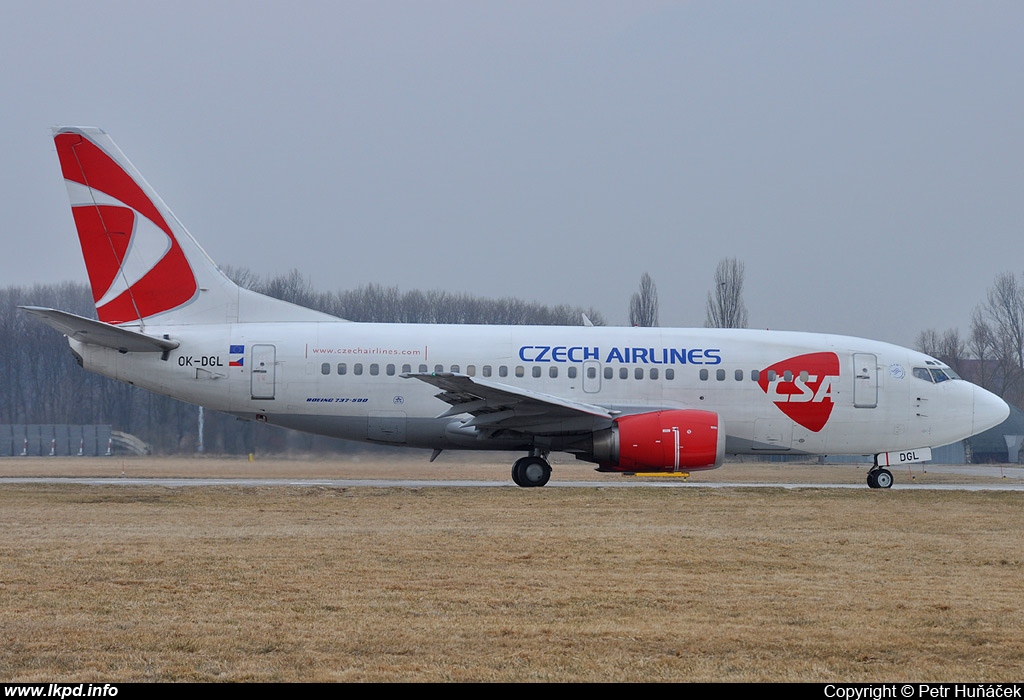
[
  {"x1": 867, "y1": 468, "x2": 893, "y2": 489},
  {"x1": 874, "y1": 468, "x2": 893, "y2": 489},
  {"x1": 511, "y1": 456, "x2": 552, "y2": 488}
]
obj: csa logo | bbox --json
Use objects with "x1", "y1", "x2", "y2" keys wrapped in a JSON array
[
  {"x1": 54, "y1": 132, "x2": 198, "y2": 324},
  {"x1": 758, "y1": 352, "x2": 839, "y2": 432}
]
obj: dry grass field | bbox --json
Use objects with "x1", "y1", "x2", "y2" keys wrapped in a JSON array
[{"x1": 2, "y1": 454, "x2": 1024, "y2": 682}]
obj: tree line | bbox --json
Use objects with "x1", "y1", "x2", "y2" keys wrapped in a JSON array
[{"x1": 223, "y1": 267, "x2": 607, "y2": 326}]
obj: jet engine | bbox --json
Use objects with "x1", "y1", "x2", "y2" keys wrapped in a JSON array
[{"x1": 589, "y1": 409, "x2": 725, "y2": 472}]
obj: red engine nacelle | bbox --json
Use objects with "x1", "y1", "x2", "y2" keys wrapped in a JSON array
[{"x1": 592, "y1": 409, "x2": 725, "y2": 472}]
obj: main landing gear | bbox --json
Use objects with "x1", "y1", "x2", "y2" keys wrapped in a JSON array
[
  {"x1": 866, "y1": 467, "x2": 893, "y2": 489},
  {"x1": 511, "y1": 453, "x2": 552, "y2": 488}
]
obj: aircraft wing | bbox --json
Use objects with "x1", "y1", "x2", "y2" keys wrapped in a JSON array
[
  {"x1": 402, "y1": 372, "x2": 617, "y2": 434},
  {"x1": 19, "y1": 306, "x2": 180, "y2": 353}
]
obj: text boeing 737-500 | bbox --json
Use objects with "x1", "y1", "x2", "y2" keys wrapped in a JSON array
[{"x1": 22, "y1": 127, "x2": 1009, "y2": 488}]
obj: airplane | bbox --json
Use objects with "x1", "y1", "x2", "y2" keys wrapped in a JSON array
[{"x1": 22, "y1": 126, "x2": 1010, "y2": 488}]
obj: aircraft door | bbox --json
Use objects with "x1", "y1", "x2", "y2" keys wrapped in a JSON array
[
  {"x1": 583, "y1": 361, "x2": 601, "y2": 393},
  {"x1": 853, "y1": 353, "x2": 878, "y2": 408},
  {"x1": 251, "y1": 344, "x2": 277, "y2": 400}
]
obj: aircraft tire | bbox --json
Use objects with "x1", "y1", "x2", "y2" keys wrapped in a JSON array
[
  {"x1": 511, "y1": 458, "x2": 526, "y2": 486},
  {"x1": 511, "y1": 456, "x2": 551, "y2": 488},
  {"x1": 874, "y1": 468, "x2": 893, "y2": 489},
  {"x1": 867, "y1": 468, "x2": 893, "y2": 489}
]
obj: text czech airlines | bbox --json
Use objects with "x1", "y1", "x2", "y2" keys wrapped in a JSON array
[{"x1": 518, "y1": 345, "x2": 722, "y2": 365}]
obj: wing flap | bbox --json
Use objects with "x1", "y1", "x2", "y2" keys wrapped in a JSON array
[{"x1": 402, "y1": 371, "x2": 616, "y2": 434}]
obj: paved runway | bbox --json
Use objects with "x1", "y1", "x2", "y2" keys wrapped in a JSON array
[{"x1": 3, "y1": 475, "x2": 1024, "y2": 490}]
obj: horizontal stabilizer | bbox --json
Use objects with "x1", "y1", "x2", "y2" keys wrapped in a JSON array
[{"x1": 19, "y1": 306, "x2": 180, "y2": 353}]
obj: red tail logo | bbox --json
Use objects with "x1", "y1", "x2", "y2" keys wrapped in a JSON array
[
  {"x1": 758, "y1": 352, "x2": 839, "y2": 432},
  {"x1": 54, "y1": 133, "x2": 197, "y2": 324}
]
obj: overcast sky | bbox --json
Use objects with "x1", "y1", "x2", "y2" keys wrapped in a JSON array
[{"x1": 2, "y1": 1, "x2": 1021, "y2": 347}]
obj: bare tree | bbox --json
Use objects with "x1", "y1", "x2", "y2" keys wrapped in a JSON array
[
  {"x1": 629, "y1": 272, "x2": 659, "y2": 327},
  {"x1": 938, "y1": 329, "x2": 967, "y2": 377},
  {"x1": 916, "y1": 328, "x2": 967, "y2": 377},
  {"x1": 221, "y1": 264, "x2": 265, "y2": 291},
  {"x1": 971, "y1": 271, "x2": 1024, "y2": 406},
  {"x1": 705, "y1": 258, "x2": 748, "y2": 329},
  {"x1": 916, "y1": 329, "x2": 941, "y2": 357},
  {"x1": 968, "y1": 308, "x2": 998, "y2": 391}
]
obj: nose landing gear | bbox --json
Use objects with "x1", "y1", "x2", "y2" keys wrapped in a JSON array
[{"x1": 867, "y1": 467, "x2": 893, "y2": 489}]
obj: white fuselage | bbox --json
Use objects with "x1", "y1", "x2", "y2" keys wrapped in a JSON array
[{"x1": 69, "y1": 322, "x2": 999, "y2": 458}]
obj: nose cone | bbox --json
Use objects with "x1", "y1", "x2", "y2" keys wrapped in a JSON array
[{"x1": 973, "y1": 384, "x2": 1010, "y2": 435}]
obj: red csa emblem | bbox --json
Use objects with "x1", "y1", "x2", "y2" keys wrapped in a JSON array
[
  {"x1": 758, "y1": 352, "x2": 840, "y2": 432},
  {"x1": 54, "y1": 133, "x2": 197, "y2": 324}
]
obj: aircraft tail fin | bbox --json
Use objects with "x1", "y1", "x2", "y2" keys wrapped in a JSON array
[{"x1": 52, "y1": 127, "x2": 337, "y2": 326}]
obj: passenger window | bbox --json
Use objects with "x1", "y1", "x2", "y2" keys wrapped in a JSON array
[
  {"x1": 735, "y1": 369, "x2": 743, "y2": 381},
  {"x1": 783, "y1": 370, "x2": 793, "y2": 382},
  {"x1": 532, "y1": 366, "x2": 541, "y2": 378},
  {"x1": 751, "y1": 369, "x2": 759, "y2": 381},
  {"x1": 386, "y1": 364, "x2": 395, "y2": 376},
  {"x1": 767, "y1": 370, "x2": 777, "y2": 382},
  {"x1": 619, "y1": 367, "x2": 628, "y2": 380},
  {"x1": 515, "y1": 366, "x2": 525, "y2": 378},
  {"x1": 402, "y1": 364, "x2": 411, "y2": 374},
  {"x1": 549, "y1": 366, "x2": 558, "y2": 378},
  {"x1": 499, "y1": 366, "x2": 508, "y2": 378},
  {"x1": 482, "y1": 365, "x2": 492, "y2": 377},
  {"x1": 434, "y1": 364, "x2": 444, "y2": 373},
  {"x1": 321, "y1": 363, "x2": 330, "y2": 375},
  {"x1": 604, "y1": 367, "x2": 613, "y2": 379},
  {"x1": 466, "y1": 365, "x2": 476, "y2": 377},
  {"x1": 665, "y1": 368, "x2": 674, "y2": 380},
  {"x1": 716, "y1": 369, "x2": 726, "y2": 381},
  {"x1": 354, "y1": 363, "x2": 363, "y2": 376},
  {"x1": 586, "y1": 366, "x2": 596, "y2": 379},
  {"x1": 568, "y1": 366, "x2": 578, "y2": 379},
  {"x1": 699, "y1": 369, "x2": 709, "y2": 380},
  {"x1": 650, "y1": 368, "x2": 658, "y2": 380},
  {"x1": 370, "y1": 364, "x2": 379, "y2": 376},
  {"x1": 450, "y1": 365, "x2": 459, "y2": 373},
  {"x1": 418, "y1": 364, "x2": 427, "y2": 373},
  {"x1": 337, "y1": 363, "x2": 347, "y2": 375},
  {"x1": 635, "y1": 367, "x2": 644, "y2": 380}
]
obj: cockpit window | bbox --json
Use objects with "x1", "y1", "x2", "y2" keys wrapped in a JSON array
[{"x1": 913, "y1": 366, "x2": 960, "y2": 383}]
